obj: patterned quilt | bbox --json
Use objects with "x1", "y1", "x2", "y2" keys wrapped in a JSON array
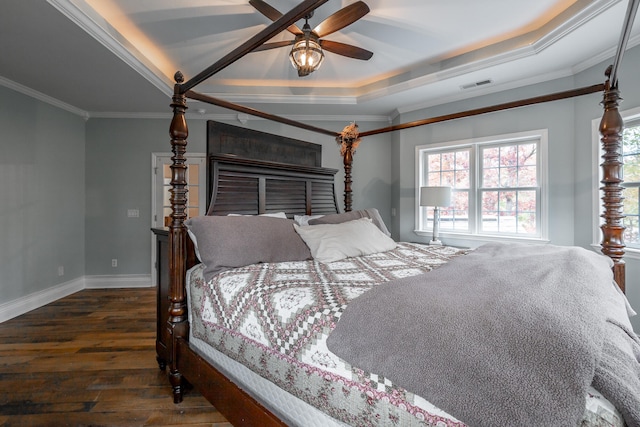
[{"x1": 187, "y1": 243, "x2": 624, "y2": 426}]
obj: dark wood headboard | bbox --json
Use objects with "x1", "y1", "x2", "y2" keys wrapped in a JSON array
[
  {"x1": 206, "y1": 121, "x2": 339, "y2": 217},
  {"x1": 207, "y1": 121, "x2": 321, "y2": 166}
]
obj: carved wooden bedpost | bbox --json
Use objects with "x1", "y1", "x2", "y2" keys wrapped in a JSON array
[
  {"x1": 337, "y1": 123, "x2": 361, "y2": 212},
  {"x1": 168, "y1": 71, "x2": 190, "y2": 401},
  {"x1": 342, "y1": 139, "x2": 354, "y2": 212},
  {"x1": 599, "y1": 66, "x2": 626, "y2": 292}
]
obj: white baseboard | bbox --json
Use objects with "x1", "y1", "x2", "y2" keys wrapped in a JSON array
[
  {"x1": 0, "y1": 278, "x2": 84, "y2": 323},
  {"x1": 0, "y1": 274, "x2": 153, "y2": 323},
  {"x1": 85, "y1": 274, "x2": 152, "y2": 289}
]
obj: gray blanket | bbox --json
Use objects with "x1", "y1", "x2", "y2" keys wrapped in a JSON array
[{"x1": 327, "y1": 242, "x2": 640, "y2": 427}]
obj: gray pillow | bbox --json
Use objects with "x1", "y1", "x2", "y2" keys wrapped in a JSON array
[
  {"x1": 185, "y1": 216, "x2": 312, "y2": 282},
  {"x1": 308, "y1": 208, "x2": 391, "y2": 236}
]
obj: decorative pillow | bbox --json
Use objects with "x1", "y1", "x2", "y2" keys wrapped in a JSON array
[
  {"x1": 293, "y1": 214, "x2": 324, "y2": 226},
  {"x1": 308, "y1": 208, "x2": 391, "y2": 236},
  {"x1": 185, "y1": 216, "x2": 312, "y2": 281},
  {"x1": 184, "y1": 212, "x2": 287, "y2": 263},
  {"x1": 294, "y1": 218, "x2": 397, "y2": 263}
]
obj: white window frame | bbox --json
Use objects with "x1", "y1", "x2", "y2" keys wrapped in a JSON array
[
  {"x1": 592, "y1": 105, "x2": 640, "y2": 260},
  {"x1": 415, "y1": 129, "x2": 549, "y2": 244}
]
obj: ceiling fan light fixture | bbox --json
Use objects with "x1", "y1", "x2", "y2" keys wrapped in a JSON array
[{"x1": 289, "y1": 33, "x2": 324, "y2": 77}]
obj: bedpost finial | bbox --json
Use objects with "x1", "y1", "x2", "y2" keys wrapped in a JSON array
[
  {"x1": 605, "y1": 65, "x2": 613, "y2": 79},
  {"x1": 174, "y1": 71, "x2": 184, "y2": 84}
]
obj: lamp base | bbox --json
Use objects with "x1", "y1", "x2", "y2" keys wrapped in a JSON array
[{"x1": 428, "y1": 239, "x2": 443, "y2": 246}]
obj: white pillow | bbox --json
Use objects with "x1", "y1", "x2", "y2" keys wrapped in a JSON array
[
  {"x1": 294, "y1": 218, "x2": 397, "y2": 263},
  {"x1": 227, "y1": 212, "x2": 287, "y2": 218},
  {"x1": 294, "y1": 214, "x2": 324, "y2": 226}
]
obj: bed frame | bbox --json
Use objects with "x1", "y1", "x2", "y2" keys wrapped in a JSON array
[{"x1": 162, "y1": 0, "x2": 638, "y2": 425}]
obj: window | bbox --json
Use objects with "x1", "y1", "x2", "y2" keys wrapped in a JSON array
[
  {"x1": 622, "y1": 120, "x2": 640, "y2": 249},
  {"x1": 416, "y1": 130, "x2": 548, "y2": 241}
]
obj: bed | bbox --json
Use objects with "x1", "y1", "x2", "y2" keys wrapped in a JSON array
[{"x1": 159, "y1": 1, "x2": 640, "y2": 426}]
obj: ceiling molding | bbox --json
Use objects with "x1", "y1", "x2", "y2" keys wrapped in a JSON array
[
  {"x1": 572, "y1": 31, "x2": 640, "y2": 74},
  {"x1": 0, "y1": 73, "x2": 389, "y2": 123},
  {"x1": 88, "y1": 110, "x2": 391, "y2": 123},
  {"x1": 0, "y1": 75, "x2": 90, "y2": 119},
  {"x1": 47, "y1": 0, "x2": 173, "y2": 96},
  {"x1": 204, "y1": 92, "x2": 359, "y2": 105},
  {"x1": 357, "y1": 0, "x2": 620, "y2": 106},
  {"x1": 395, "y1": 68, "x2": 578, "y2": 115}
]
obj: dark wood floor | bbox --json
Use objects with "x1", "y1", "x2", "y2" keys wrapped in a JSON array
[{"x1": 0, "y1": 287, "x2": 232, "y2": 427}]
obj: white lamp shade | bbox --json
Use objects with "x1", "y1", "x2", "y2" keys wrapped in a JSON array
[{"x1": 420, "y1": 186, "x2": 452, "y2": 207}]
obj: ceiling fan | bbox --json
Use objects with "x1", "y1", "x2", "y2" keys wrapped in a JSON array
[{"x1": 249, "y1": 0, "x2": 373, "y2": 76}]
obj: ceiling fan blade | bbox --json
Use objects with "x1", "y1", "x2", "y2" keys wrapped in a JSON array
[
  {"x1": 313, "y1": 1, "x2": 369, "y2": 38},
  {"x1": 252, "y1": 40, "x2": 294, "y2": 52},
  {"x1": 249, "y1": 0, "x2": 303, "y2": 35},
  {"x1": 320, "y1": 40, "x2": 373, "y2": 60}
]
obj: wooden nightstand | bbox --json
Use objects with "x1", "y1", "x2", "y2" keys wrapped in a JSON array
[{"x1": 152, "y1": 228, "x2": 170, "y2": 371}]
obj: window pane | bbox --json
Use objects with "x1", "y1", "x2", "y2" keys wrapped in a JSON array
[
  {"x1": 483, "y1": 168, "x2": 499, "y2": 188},
  {"x1": 483, "y1": 147, "x2": 499, "y2": 168},
  {"x1": 623, "y1": 154, "x2": 640, "y2": 182},
  {"x1": 499, "y1": 145, "x2": 518, "y2": 167},
  {"x1": 456, "y1": 151, "x2": 469, "y2": 171},
  {"x1": 518, "y1": 165, "x2": 537, "y2": 186},
  {"x1": 442, "y1": 152, "x2": 455, "y2": 171},
  {"x1": 441, "y1": 171, "x2": 455, "y2": 187},
  {"x1": 623, "y1": 215, "x2": 639, "y2": 246},
  {"x1": 455, "y1": 169, "x2": 469, "y2": 188},
  {"x1": 623, "y1": 187, "x2": 638, "y2": 214},
  {"x1": 500, "y1": 167, "x2": 517, "y2": 187},
  {"x1": 517, "y1": 190, "x2": 537, "y2": 213},
  {"x1": 188, "y1": 164, "x2": 199, "y2": 184},
  {"x1": 428, "y1": 154, "x2": 441, "y2": 172},
  {"x1": 622, "y1": 124, "x2": 640, "y2": 247},
  {"x1": 482, "y1": 191, "x2": 499, "y2": 212},
  {"x1": 518, "y1": 143, "x2": 537, "y2": 166},
  {"x1": 428, "y1": 172, "x2": 441, "y2": 186},
  {"x1": 451, "y1": 190, "x2": 469, "y2": 231},
  {"x1": 499, "y1": 191, "x2": 517, "y2": 214},
  {"x1": 517, "y1": 213, "x2": 537, "y2": 234},
  {"x1": 188, "y1": 186, "x2": 199, "y2": 206}
]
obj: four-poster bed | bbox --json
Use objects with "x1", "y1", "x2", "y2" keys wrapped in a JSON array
[{"x1": 160, "y1": 0, "x2": 639, "y2": 425}]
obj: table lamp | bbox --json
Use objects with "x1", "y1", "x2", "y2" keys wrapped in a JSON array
[{"x1": 420, "y1": 186, "x2": 452, "y2": 245}]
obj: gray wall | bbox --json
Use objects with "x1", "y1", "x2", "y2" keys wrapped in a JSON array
[
  {"x1": 0, "y1": 85, "x2": 85, "y2": 302},
  {"x1": 392, "y1": 76, "x2": 578, "y2": 247},
  {"x1": 85, "y1": 118, "x2": 205, "y2": 275}
]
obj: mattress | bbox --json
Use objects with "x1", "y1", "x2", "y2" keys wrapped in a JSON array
[{"x1": 185, "y1": 243, "x2": 625, "y2": 426}]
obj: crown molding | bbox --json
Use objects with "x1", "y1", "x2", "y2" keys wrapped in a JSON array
[
  {"x1": 358, "y1": 0, "x2": 620, "y2": 106},
  {"x1": 47, "y1": 0, "x2": 173, "y2": 97},
  {"x1": 88, "y1": 110, "x2": 390, "y2": 123},
  {"x1": 0, "y1": 75, "x2": 90, "y2": 119}
]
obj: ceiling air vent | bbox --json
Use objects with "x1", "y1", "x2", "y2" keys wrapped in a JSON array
[{"x1": 460, "y1": 79, "x2": 493, "y2": 90}]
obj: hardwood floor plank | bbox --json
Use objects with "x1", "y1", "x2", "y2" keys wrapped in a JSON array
[{"x1": 0, "y1": 288, "x2": 230, "y2": 426}]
